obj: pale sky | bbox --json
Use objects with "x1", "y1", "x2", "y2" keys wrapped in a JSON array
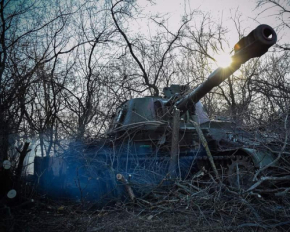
[
  {"x1": 139, "y1": 0, "x2": 279, "y2": 26},
  {"x1": 138, "y1": 0, "x2": 285, "y2": 46}
]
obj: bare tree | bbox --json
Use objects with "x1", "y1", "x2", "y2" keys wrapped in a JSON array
[
  {"x1": 0, "y1": 0, "x2": 79, "y2": 195},
  {"x1": 110, "y1": 0, "x2": 193, "y2": 96},
  {"x1": 256, "y1": 0, "x2": 289, "y2": 51}
]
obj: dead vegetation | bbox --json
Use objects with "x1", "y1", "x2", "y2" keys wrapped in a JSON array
[
  {"x1": 2, "y1": 158, "x2": 290, "y2": 232},
  {"x1": 1, "y1": 114, "x2": 290, "y2": 232},
  {"x1": 0, "y1": 0, "x2": 290, "y2": 231}
]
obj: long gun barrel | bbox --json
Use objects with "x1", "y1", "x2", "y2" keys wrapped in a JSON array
[{"x1": 175, "y1": 24, "x2": 277, "y2": 113}]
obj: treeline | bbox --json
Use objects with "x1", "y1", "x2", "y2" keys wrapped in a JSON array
[{"x1": 0, "y1": 0, "x2": 289, "y2": 163}]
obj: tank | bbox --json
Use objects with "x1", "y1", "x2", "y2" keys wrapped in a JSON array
[{"x1": 33, "y1": 25, "x2": 278, "y2": 204}]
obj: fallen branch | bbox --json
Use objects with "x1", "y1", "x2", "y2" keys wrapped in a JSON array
[
  {"x1": 275, "y1": 187, "x2": 290, "y2": 197},
  {"x1": 116, "y1": 174, "x2": 136, "y2": 202},
  {"x1": 247, "y1": 175, "x2": 290, "y2": 192},
  {"x1": 168, "y1": 107, "x2": 180, "y2": 178},
  {"x1": 191, "y1": 120, "x2": 220, "y2": 181}
]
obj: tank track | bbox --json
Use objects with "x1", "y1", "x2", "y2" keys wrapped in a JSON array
[
  {"x1": 194, "y1": 153, "x2": 254, "y2": 167},
  {"x1": 195, "y1": 154, "x2": 237, "y2": 161},
  {"x1": 193, "y1": 153, "x2": 255, "y2": 188}
]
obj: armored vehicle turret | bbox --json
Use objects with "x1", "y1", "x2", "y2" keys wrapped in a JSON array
[{"x1": 109, "y1": 24, "x2": 277, "y2": 131}]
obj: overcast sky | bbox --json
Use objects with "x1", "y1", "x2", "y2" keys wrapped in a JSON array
[
  {"x1": 137, "y1": 0, "x2": 285, "y2": 47},
  {"x1": 139, "y1": 0, "x2": 280, "y2": 26}
]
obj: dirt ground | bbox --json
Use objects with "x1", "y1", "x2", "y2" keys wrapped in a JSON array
[
  {"x1": 0, "y1": 206, "x2": 281, "y2": 232},
  {"x1": 1, "y1": 192, "x2": 289, "y2": 232},
  {"x1": 2, "y1": 176, "x2": 290, "y2": 232}
]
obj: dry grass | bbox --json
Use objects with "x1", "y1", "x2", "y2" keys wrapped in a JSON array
[{"x1": 2, "y1": 174, "x2": 290, "y2": 232}]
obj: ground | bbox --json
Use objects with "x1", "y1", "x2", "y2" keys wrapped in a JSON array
[{"x1": 1, "y1": 182, "x2": 290, "y2": 232}]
